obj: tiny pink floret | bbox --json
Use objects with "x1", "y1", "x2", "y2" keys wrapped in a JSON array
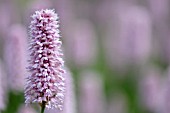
[{"x1": 25, "y1": 9, "x2": 65, "y2": 110}]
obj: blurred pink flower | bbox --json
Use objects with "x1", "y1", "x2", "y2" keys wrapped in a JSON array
[
  {"x1": 147, "y1": 0, "x2": 169, "y2": 20},
  {"x1": 64, "y1": 19, "x2": 97, "y2": 67},
  {"x1": 18, "y1": 105, "x2": 36, "y2": 113},
  {"x1": 95, "y1": 0, "x2": 136, "y2": 28},
  {"x1": 79, "y1": 71, "x2": 105, "y2": 113},
  {"x1": 104, "y1": 6, "x2": 152, "y2": 69},
  {"x1": 118, "y1": 7, "x2": 152, "y2": 63},
  {"x1": 4, "y1": 24, "x2": 27, "y2": 91},
  {"x1": 139, "y1": 66, "x2": 164, "y2": 113},
  {"x1": 147, "y1": 0, "x2": 170, "y2": 64},
  {"x1": 62, "y1": 69, "x2": 76, "y2": 113},
  {"x1": 25, "y1": 9, "x2": 65, "y2": 110}
]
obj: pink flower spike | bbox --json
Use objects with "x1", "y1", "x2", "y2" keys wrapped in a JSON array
[{"x1": 25, "y1": 9, "x2": 65, "y2": 110}]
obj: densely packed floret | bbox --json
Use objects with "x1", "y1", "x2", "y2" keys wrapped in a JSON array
[{"x1": 25, "y1": 9, "x2": 65, "y2": 110}]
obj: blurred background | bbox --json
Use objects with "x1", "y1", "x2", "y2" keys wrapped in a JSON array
[{"x1": 0, "y1": 0, "x2": 170, "y2": 113}]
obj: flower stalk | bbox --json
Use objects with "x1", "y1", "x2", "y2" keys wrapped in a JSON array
[{"x1": 41, "y1": 101, "x2": 46, "y2": 113}]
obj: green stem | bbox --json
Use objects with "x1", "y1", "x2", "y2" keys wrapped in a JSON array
[{"x1": 41, "y1": 101, "x2": 46, "y2": 113}]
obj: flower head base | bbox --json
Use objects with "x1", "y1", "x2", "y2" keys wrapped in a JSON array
[{"x1": 25, "y1": 9, "x2": 65, "y2": 110}]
